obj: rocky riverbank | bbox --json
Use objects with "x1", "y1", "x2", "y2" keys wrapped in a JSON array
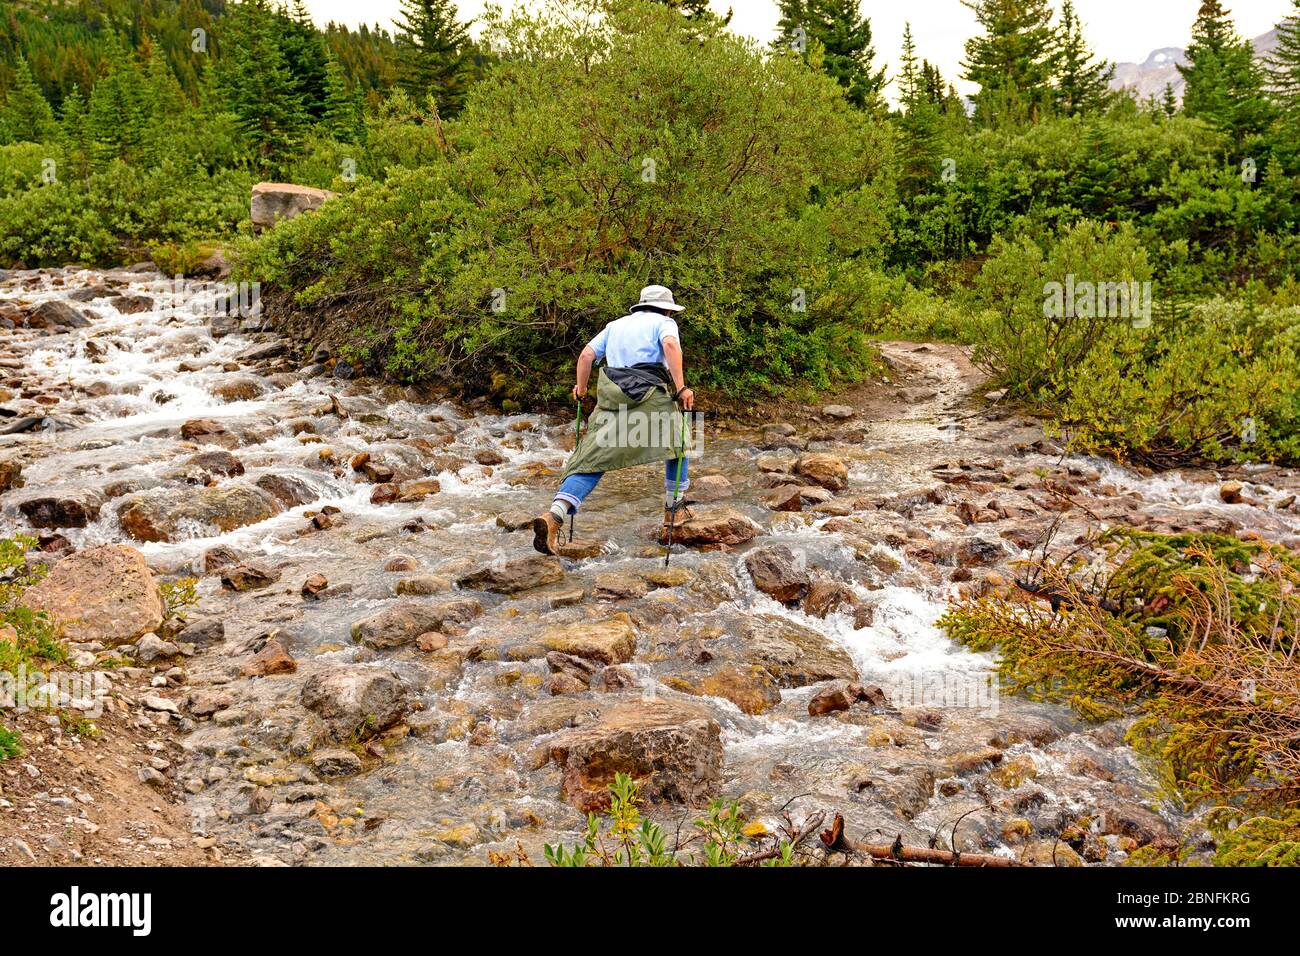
[{"x1": 2, "y1": 267, "x2": 1298, "y2": 866}]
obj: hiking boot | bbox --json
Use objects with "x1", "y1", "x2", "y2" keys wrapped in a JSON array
[{"x1": 532, "y1": 512, "x2": 563, "y2": 555}]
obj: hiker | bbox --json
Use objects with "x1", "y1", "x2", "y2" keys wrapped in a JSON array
[{"x1": 533, "y1": 284, "x2": 696, "y2": 555}]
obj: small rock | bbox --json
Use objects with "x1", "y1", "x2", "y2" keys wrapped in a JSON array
[
  {"x1": 301, "y1": 574, "x2": 328, "y2": 599},
  {"x1": 311, "y1": 748, "x2": 364, "y2": 777},
  {"x1": 221, "y1": 562, "x2": 281, "y2": 591}
]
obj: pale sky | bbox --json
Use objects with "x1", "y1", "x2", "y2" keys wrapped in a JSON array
[{"x1": 303, "y1": 0, "x2": 1294, "y2": 99}]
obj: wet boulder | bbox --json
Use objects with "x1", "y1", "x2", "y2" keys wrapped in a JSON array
[
  {"x1": 686, "y1": 474, "x2": 733, "y2": 503},
  {"x1": 117, "y1": 484, "x2": 280, "y2": 542},
  {"x1": 173, "y1": 449, "x2": 245, "y2": 482},
  {"x1": 744, "y1": 544, "x2": 809, "y2": 604},
  {"x1": 794, "y1": 453, "x2": 849, "y2": 492},
  {"x1": 240, "y1": 634, "x2": 297, "y2": 676},
  {"x1": 665, "y1": 664, "x2": 782, "y2": 715},
  {"x1": 456, "y1": 554, "x2": 564, "y2": 594},
  {"x1": 351, "y1": 598, "x2": 483, "y2": 649},
  {"x1": 221, "y1": 562, "x2": 281, "y2": 591},
  {"x1": 807, "y1": 681, "x2": 886, "y2": 717},
  {"x1": 16, "y1": 490, "x2": 103, "y2": 529},
  {"x1": 22, "y1": 543, "x2": 163, "y2": 646},
  {"x1": 732, "y1": 613, "x2": 858, "y2": 687},
  {"x1": 26, "y1": 300, "x2": 90, "y2": 329},
  {"x1": 109, "y1": 293, "x2": 153, "y2": 315},
  {"x1": 0, "y1": 459, "x2": 22, "y2": 493},
  {"x1": 211, "y1": 376, "x2": 264, "y2": 403},
  {"x1": 546, "y1": 701, "x2": 723, "y2": 812},
  {"x1": 539, "y1": 613, "x2": 637, "y2": 665},
  {"x1": 300, "y1": 665, "x2": 413, "y2": 741},
  {"x1": 255, "y1": 473, "x2": 316, "y2": 508},
  {"x1": 657, "y1": 508, "x2": 761, "y2": 547},
  {"x1": 761, "y1": 485, "x2": 804, "y2": 512},
  {"x1": 179, "y1": 418, "x2": 239, "y2": 448}
]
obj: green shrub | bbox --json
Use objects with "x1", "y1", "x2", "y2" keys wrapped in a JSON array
[
  {"x1": 967, "y1": 221, "x2": 1300, "y2": 464},
  {"x1": 0, "y1": 155, "x2": 252, "y2": 267},
  {"x1": 970, "y1": 219, "x2": 1154, "y2": 396},
  {"x1": 0, "y1": 725, "x2": 21, "y2": 762},
  {"x1": 541, "y1": 772, "x2": 790, "y2": 867},
  {"x1": 237, "y1": 0, "x2": 896, "y2": 403},
  {"x1": 0, "y1": 535, "x2": 65, "y2": 673}
]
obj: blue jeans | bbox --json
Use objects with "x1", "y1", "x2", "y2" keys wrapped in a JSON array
[{"x1": 554, "y1": 458, "x2": 689, "y2": 514}]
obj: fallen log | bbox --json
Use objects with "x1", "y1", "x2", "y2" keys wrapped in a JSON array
[{"x1": 854, "y1": 839, "x2": 1027, "y2": 867}]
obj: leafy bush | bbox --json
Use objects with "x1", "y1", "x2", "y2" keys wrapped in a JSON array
[
  {"x1": 541, "y1": 772, "x2": 790, "y2": 867},
  {"x1": 0, "y1": 535, "x2": 65, "y2": 673},
  {"x1": 0, "y1": 724, "x2": 20, "y2": 761},
  {"x1": 1057, "y1": 299, "x2": 1300, "y2": 465},
  {"x1": 970, "y1": 219, "x2": 1154, "y2": 395},
  {"x1": 237, "y1": 0, "x2": 896, "y2": 403},
  {"x1": 968, "y1": 220, "x2": 1300, "y2": 464},
  {"x1": 0, "y1": 157, "x2": 252, "y2": 267}
]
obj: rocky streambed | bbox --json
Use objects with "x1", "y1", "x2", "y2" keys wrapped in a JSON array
[{"x1": 3, "y1": 266, "x2": 1299, "y2": 866}]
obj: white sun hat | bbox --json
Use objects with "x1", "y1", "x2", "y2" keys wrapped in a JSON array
[{"x1": 633, "y1": 284, "x2": 685, "y2": 312}]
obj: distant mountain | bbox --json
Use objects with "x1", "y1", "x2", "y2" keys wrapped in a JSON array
[{"x1": 1110, "y1": 28, "x2": 1279, "y2": 103}]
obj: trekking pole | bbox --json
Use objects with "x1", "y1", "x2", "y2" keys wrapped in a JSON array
[
  {"x1": 664, "y1": 408, "x2": 688, "y2": 568},
  {"x1": 570, "y1": 398, "x2": 582, "y2": 543}
]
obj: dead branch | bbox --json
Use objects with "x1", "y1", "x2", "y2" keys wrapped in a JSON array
[{"x1": 853, "y1": 840, "x2": 1027, "y2": 867}]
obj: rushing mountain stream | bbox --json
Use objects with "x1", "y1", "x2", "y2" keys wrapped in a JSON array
[{"x1": 4, "y1": 267, "x2": 1298, "y2": 866}]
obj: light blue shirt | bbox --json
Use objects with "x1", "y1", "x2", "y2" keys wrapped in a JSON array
[{"x1": 587, "y1": 311, "x2": 680, "y2": 368}]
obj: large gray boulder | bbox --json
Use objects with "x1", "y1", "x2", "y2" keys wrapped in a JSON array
[
  {"x1": 300, "y1": 665, "x2": 413, "y2": 741},
  {"x1": 251, "y1": 182, "x2": 337, "y2": 230}
]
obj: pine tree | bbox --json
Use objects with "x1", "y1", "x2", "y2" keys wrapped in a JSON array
[
  {"x1": 1178, "y1": 1, "x2": 1273, "y2": 145},
  {"x1": 86, "y1": 35, "x2": 145, "y2": 164},
  {"x1": 1268, "y1": 0, "x2": 1300, "y2": 105},
  {"x1": 393, "y1": 0, "x2": 473, "y2": 117},
  {"x1": 895, "y1": 23, "x2": 941, "y2": 195},
  {"x1": 277, "y1": 0, "x2": 330, "y2": 119},
  {"x1": 1053, "y1": 0, "x2": 1113, "y2": 116},
  {"x1": 1, "y1": 56, "x2": 58, "y2": 143},
  {"x1": 322, "y1": 52, "x2": 362, "y2": 141},
  {"x1": 775, "y1": 0, "x2": 886, "y2": 110},
  {"x1": 1161, "y1": 82, "x2": 1179, "y2": 117},
  {"x1": 58, "y1": 85, "x2": 91, "y2": 180},
  {"x1": 961, "y1": 0, "x2": 1058, "y2": 126},
  {"x1": 216, "y1": 0, "x2": 308, "y2": 173},
  {"x1": 1268, "y1": 1, "x2": 1300, "y2": 170}
]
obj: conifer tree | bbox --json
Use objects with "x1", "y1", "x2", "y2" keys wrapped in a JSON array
[
  {"x1": 393, "y1": 0, "x2": 473, "y2": 117},
  {"x1": 322, "y1": 52, "x2": 363, "y2": 141},
  {"x1": 278, "y1": 0, "x2": 330, "y2": 119},
  {"x1": 1, "y1": 56, "x2": 58, "y2": 143},
  {"x1": 86, "y1": 36, "x2": 145, "y2": 164},
  {"x1": 895, "y1": 23, "x2": 941, "y2": 194},
  {"x1": 775, "y1": 0, "x2": 886, "y2": 110},
  {"x1": 217, "y1": 0, "x2": 308, "y2": 172},
  {"x1": 1053, "y1": 0, "x2": 1113, "y2": 116},
  {"x1": 1178, "y1": 1, "x2": 1273, "y2": 145},
  {"x1": 1267, "y1": 0, "x2": 1300, "y2": 105},
  {"x1": 961, "y1": 0, "x2": 1058, "y2": 126},
  {"x1": 58, "y1": 85, "x2": 92, "y2": 181},
  {"x1": 1161, "y1": 82, "x2": 1179, "y2": 117}
]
